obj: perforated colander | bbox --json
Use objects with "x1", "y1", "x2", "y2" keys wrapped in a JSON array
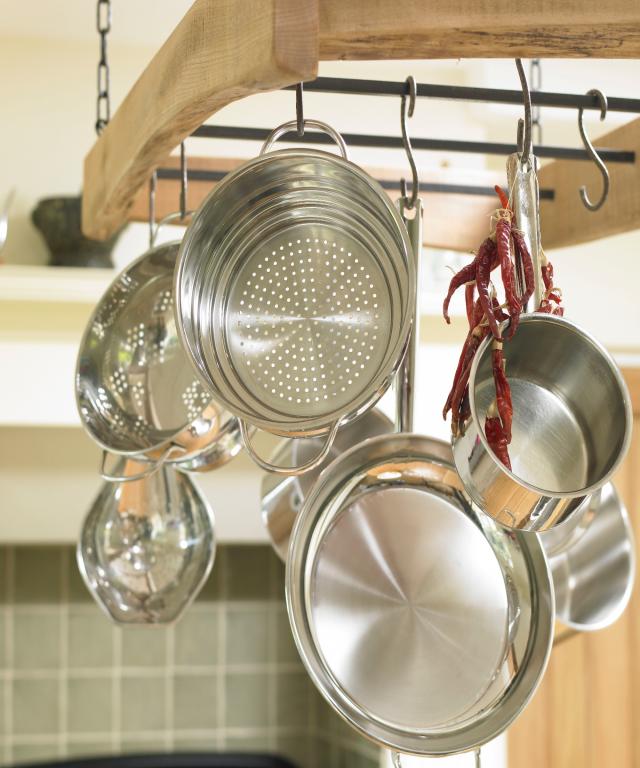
[
  {"x1": 76, "y1": 241, "x2": 240, "y2": 481},
  {"x1": 175, "y1": 120, "x2": 415, "y2": 474}
]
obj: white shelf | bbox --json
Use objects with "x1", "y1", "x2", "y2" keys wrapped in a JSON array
[{"x1": 0, "y1": 264, "x2": 115, "y2": 303}]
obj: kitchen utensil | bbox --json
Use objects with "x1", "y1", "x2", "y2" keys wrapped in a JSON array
[
  {"x1": 453, "y1": 313, "x2": 631, "y2": 531},
  {"x1": 286, "y1": 433, "x2": 553, "y2": 757},
  {"x1": 175, "y1": 119, "x2": 415, "y2": 475},
  {"x1": 542, "y1": 482, "x2": 635, "y2": 631},
  {"x1": 76, "y1": 240, "x2": 242, "y2": 481},
  {"x1": 261, "y1": 408, "x2": 393, "y2": 561},
  {"x1": 77, "y1": 460, "x2": 215, "y2": 624}
]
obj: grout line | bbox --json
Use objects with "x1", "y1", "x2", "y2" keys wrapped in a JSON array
[
  {"x1": 215, "y1": 552, "x2": 227, "y2": 751},
  {"x1": 165, "y1": 620, "x2": 175, "y2": 750},
  {"x1": 267, "y1": 599, "x2": 277, "y2": 753},
  {"x1": 58, "y1": 549, "x2": 70, "y2": 759},
  {"x1": 112, "y1": 625, "x2": 122, "y2": 753},
  {"x1": 3, "y1": 547, "x2": 14, "y2": 767}
]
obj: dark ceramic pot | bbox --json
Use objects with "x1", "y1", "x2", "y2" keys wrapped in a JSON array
[{"x1": 31, "y1": 195, "x2": 122, "y2": 268}]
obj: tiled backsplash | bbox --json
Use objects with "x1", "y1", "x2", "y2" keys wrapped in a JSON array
[{"x1": 0, "y1": 545, "x2": 378, "y2": 768}]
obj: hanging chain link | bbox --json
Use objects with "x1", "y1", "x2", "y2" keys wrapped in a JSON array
[
  {"x1": 529, "y1": 58, "x2": 542, "y2": 146},
  {"x1": 95, "y1": 0, "x2": 111, "y2": 134}
]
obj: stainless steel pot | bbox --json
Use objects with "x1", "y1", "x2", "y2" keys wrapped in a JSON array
[
  {"x1": 261, "y1": 408, "x2": 393, "y2": 560},
  {"x1": 542, "y1": 482, "x2": 635, "y2": 631},
  {"x1": 287, "y1": 433, "x2": 554, "y2": 757},
  {"x1": 175, "y1": 119, "x2": 415, "y2": 475},
  {"x1": 452, "y1": 313, "x2": 632, "y2": 531},
  {"x1": 76, "y1": 241, "x2": 242, "y2": 481}
]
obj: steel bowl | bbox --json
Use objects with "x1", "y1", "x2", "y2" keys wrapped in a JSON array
[
  {"x1": 452, "y1": 314, "x2": 632, "y2": 531},
  {"x1": 543, "y1": 482, "x2": 635, "y2": 631},
  {"x1": 287, "y1": 434, "x2": 554, "y2": 756},
  {"x1": 261, "y1": 408, "x2": 393, "y2": 560}
]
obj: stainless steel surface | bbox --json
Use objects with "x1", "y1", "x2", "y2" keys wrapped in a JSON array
[
  {"x1": 77, "y1": 462, "x2": 215, "y2": 625},
  {"x1": 76, "y1": 241, "x2": 241, "y2": 470},
  {"x1": 506, "y1": 153, "x2": 543, "y2": 309},
  {"x1": 0, "y1": 188, "x2": 15, "y2": 254},
  {"x1": 287, "y1": 434, "x2": 554, "y2": 756},
  {"x1": 395, "y1": 198, "x2": 422, "y2": 433},
  {"x1": 453, "y1": 313, "x2": 632, "y2": 531},
  {"x1": 175, "y1": 122, "x2": 415, "y2": 463},
  {"x1": 537, "y1": 493, "x2": 596, "y2": 558},
  {"x1": 544, "y1": 482, "x2": 635, "y2": 631},
  {"x1": 261, "y1": 409, "x2": 393, "y2": 561}
]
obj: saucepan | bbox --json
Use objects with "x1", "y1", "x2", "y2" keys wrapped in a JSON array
[
  {"x1": 541, "y1": 482, "x2": 635, "y2": 632},
  {"x1": 452, "y1": 313, "x2": 631, "y2": 531},
  {"x1": 175, "y1": 119, "x2": 415, "y2": 476},
  {"x1": 286, "y1": 434, "x2": 554, "y2": 760},
  {"x1": 76, "y1": 240, "x2": 243, "y2": 482},
  {"x1": 261, "y1": 408, "x2": 393, "y2": 560}
]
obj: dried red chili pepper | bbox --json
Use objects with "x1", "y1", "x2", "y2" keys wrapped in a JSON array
[
  {"x1": 485, "y1": 415, "x2": 512, "y2": 470},
  {"x1": 494, "y1": 185, "x2": 510, "y2": 211},
  {"x1": 495, "y1": 211, "x2": 522, "y2": 340},
  {"x1": 442, "y1": 238, "x2": 498, "y2": 324},
  {"x1": 476, "y1": 240, "x2": 501, "y2": 340},
  {"x1": 465, "y1": 282, "x2": 475, "y2": 327},
  {"x1": 491, "y1": 340, "x2": 513, "y2": 442},
  {"x1": 448, "y1": 325, "x2": 489, "y2": 434}
]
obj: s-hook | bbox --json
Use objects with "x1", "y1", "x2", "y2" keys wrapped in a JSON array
[
  {"x1": 515, "y1": 58, "x2": 532, "y2": 166},
  {"x1": 400, "y1": 75, "x2": 418, "y2": 210},
  {"x1": 578, "y1": 89, "x2": 610, "y2": 211}
]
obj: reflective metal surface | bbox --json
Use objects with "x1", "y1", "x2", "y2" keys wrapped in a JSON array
[
  {"x1": 453, "y1": 314, "x2": 632, "y2": 531},
  {"x1": 287, "y1": 434, "x2": 553, "y2": 755},
  {"x1": 175, "y1": 142, "x2": 415, "y2": 442},
  {"x1": 76, "y1": 241, "x2": 241, "y2": 467},
  {"x1": 544, "y1": 483, "x2": 635, "y2": 631},
  {"x1": 261, "y1": 409, "x2": 393, "y2": 560},
  {"x1": 77, "y1": 462, "x2": 215, "y2": 625}
]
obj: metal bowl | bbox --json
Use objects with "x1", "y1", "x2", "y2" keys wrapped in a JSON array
[
  {"x1": 543, "y1": 482, "x2": 635, "y2": 631},
  {"x1": 261, "y1": 408, "x2": 393, "y2": 560},
  {"x1": 453, "y1": 314, "x2": 632, "y2": 531},
  {"x1": 287, "y1": 434, "x2": 554, "y2": 756},
  {"x1": 76, "y1": 241, "x2": 241, "y2": 471}
]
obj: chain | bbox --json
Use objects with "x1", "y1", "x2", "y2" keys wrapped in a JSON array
[
  {"x1": 529, "y1": 58, "x2": 542, "y2": 146},
  {"x1": 95, "y1": 0, "x2": 111, "y2": 134}
]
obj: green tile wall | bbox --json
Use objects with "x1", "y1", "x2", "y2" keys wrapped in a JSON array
[{"x1": 0, "y1": 545, "x2": 378, "y2": 768}]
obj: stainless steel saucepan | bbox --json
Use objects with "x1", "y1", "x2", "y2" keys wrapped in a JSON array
[
  {"x1": 287, "y1": 433, "x2": 554, "y2": 758},
  {"x1": 175, "y1": 119, "x2": 416, "y2": 476},
  {"x1": 76, "y1": 240, "x2": 242, "y2": 481},
  {"x1": 541, "y1": 482, "x2": 635, "y2": 632},
  {"x1": 261, "y1": 408, "x2": 393, "y2": 560},
  {"x1": 452, "y1": 313, "x2": 631, "y2": 531}
]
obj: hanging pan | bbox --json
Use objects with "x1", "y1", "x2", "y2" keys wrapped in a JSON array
[
  {"x1": 175, "y1": 119, "x2": 415, "y2": 476},
  {"x1": 286, "y1": 433, "x2": 553, "y2": 759},
  {"x1": 76, "y1": 240, "x2": 242, "y2": 481}
]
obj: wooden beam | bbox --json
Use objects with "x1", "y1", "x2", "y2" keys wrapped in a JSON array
[
  {"x1": 319, "y1": 1, "x2": 640, "y2": 59},
  {"x1": 82, "y1": 0, "x2": 318, "y2": 240},
  {"x1": 540, "y1": 117, "x2": 640, "y2": 250},
  {"x1": 127, "y1": 154, "x2": 498, "y2": 253}
]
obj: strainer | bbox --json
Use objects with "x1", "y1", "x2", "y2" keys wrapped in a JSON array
[
  {"x1": 76, "y1": 240, "x2": 241, "y2": 481},
  {"x1": 175, "y1": 119, "x2": 415, "y2": 475}
]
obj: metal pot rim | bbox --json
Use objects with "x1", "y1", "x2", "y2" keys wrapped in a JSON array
[{"x1": 467, "y1": 313, "x2": 633, "y2": 499}]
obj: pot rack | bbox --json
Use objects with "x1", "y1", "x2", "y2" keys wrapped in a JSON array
[{"x1": 83, "y1": 0, "x2": 640, "y2": 253}]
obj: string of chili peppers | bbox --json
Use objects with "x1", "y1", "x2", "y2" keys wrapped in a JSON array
[{"x1": 442, "y1": 185, "x2": 563, "y2": 468}]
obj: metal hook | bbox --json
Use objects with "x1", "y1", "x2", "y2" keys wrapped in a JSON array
[
  {"x1": 578, "y1": 89, "x2": 610, "y2": 211},
  {"x1": 179, "y1": 141, "x2": 188, "y2": 220},
  {"x1": 148, "y1": 170, "x2": 157, "y2": 248},
  {"x1": 515, "y1": 59, "x2": 532, "y2": 166},
  {"x1": 295, "y1": 83, "x2": 304, "y2": 137},
  {"x1": 400, "y1": 75, "x2": 418, "y2": 210}
]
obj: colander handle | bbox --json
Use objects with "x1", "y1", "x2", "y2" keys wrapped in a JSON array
[
  {"x1": 99, "y1": 444, "x2": 179, "y2": 483},
  {"x1": 260, "y1": 120, "x2": 349, "y2": 160},
  {"x1": 150, "y1": 210, "x2": 195, "y2": 247},
  {"x1": 239, "y1": 418, "x2": 342, "y2": 476}
]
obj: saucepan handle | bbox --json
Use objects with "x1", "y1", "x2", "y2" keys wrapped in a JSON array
[
  {"x1": 239, "y1": 418, "x2": 342, "y2": 476},
  {"x1": 99, "y1": 444, "x2": 179, "y2": 483},
  {"x1": 259, "y1": 119, "x2": 349, "y2": 160}
]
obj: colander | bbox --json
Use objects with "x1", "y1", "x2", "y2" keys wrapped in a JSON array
[
  {"x1": 76, "y1": 241, "x2": 242, "y2": 481},
  {"x1": 175, "y1": 119, "x2": 415, "y2": 475}
]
